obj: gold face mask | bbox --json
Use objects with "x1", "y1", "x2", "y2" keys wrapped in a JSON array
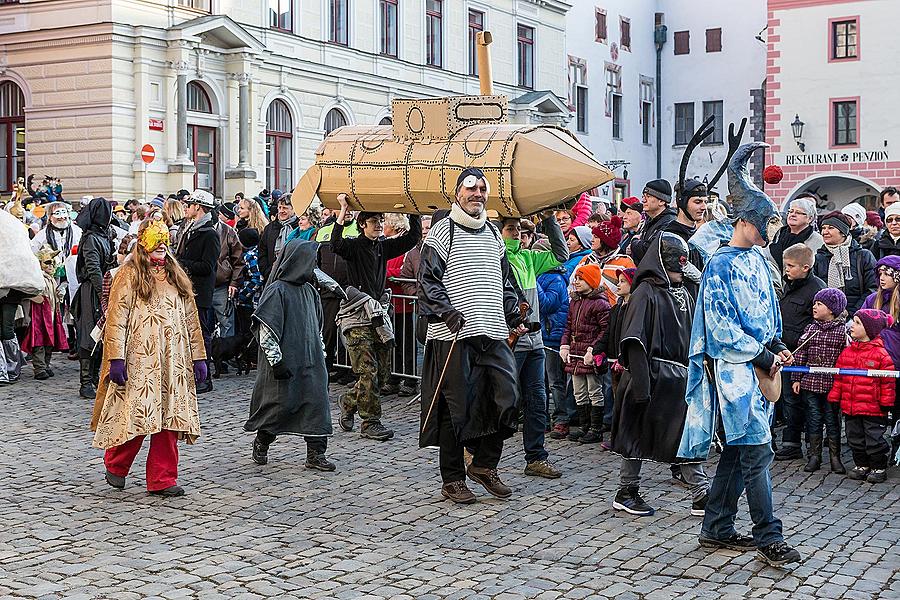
[{"x1": 139, "y1": 220, "x2": 170, "y2": 253}]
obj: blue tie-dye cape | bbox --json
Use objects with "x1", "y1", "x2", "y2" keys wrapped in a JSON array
[{"x1": 678, "y1": 245, "x2": 782, "y2": 459}]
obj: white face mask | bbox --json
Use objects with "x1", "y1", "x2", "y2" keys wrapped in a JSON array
[{"x1": 50, "y1": 209, "x2": 70, "y2": 227}]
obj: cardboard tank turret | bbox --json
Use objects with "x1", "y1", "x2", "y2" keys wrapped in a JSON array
[{"x1": 291, "y1": 33, "x2": 614, "y2": 217}]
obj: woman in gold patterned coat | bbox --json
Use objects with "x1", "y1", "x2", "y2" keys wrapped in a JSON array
[{"x1": 91, "y1": 219, "x2": 208, "y2": 497}]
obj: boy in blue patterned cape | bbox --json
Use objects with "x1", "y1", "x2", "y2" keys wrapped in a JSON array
[{"x1": 678, "y1": 143, "x2": 802, "y2": 568}]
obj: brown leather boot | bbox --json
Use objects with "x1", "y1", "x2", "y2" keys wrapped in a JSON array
[
  {"x1": 467, "y1": 465, "x2": 513, "y2": 498},
  {"x1": 441, "y1": 480, "x2": 476, "y2": 504}
]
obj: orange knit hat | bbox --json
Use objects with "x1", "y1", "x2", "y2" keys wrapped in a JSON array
[{"x1": 574, "y1": 264, "x2": 602, "y2": 289}]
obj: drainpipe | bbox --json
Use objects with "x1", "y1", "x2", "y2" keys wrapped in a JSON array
[{"x1": 654, "y1": 18, "x2": 667, "y2": 179}]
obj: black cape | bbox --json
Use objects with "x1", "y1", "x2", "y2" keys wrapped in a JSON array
[
  {"x1": 244, "y1": 239, "x2": 333, "y2": 437},
  {"x1": 611, "y1": 234, "x2": 695, "y2": 463}
]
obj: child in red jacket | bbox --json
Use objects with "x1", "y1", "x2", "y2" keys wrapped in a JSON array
[{"x1": 828, "y1": 309, "x2": 895, "y2": 483}]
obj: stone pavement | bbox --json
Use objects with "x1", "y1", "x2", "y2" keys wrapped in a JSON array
[{"x1": 1, "y1": 361, "x2": 898, "y2": 600}]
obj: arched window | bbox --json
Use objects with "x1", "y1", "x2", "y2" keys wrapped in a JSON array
[
  {"x1": 266, "y1": 100, "x2": 293, "y2": 192},
  {"x1": 187, "y1": 81, "x2": 212, "y2": 113},
  {"x1": 0, "y1": 81, "x2": 25, "y2": 193},
  {"x1": 324, "y1": 107, "x2": 347, "y2": 136},
  {"x1": 379, "y1": 116, "x2": 393, "y2": 126}
]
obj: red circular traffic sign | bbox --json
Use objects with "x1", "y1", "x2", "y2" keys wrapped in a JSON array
[{"x1": 140, "y1": 144, "x2": 155, "y2": 164}]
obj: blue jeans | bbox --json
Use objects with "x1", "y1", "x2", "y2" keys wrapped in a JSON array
[
  {"x1": 803, "y1": 390, "x2": 840, "y2": 440},
  {"x1": 515, "y1": 349, "x2": 549, "y2": 463},
  {"x1": 701, "y1": 441, "x2": 783, "y2": 547},
  {"x1": 545, "y1": 348, "x2": 576, "y2": 425}
]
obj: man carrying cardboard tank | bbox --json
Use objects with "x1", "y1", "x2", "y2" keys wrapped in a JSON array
[
  {"x1": 331, "y1": 194, "x2": 422, "y2": 441},
  {"x1": 418, "y1": 168, "x2": 529, "y2": 504}
]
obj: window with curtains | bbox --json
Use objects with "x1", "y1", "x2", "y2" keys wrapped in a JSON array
[
  {"x1": 468, "y1": 9, "x2": 484, "y2": 76},
  {"x1": 266, "y1": 100, "x2": 293, "y2": 192},
  {"x1": 674, "y1": 102, "x2": 694, "y2": 145},
  {"x1": 329, "y1": 0, "x2": 349, "y2": 45},
  {"x1": 380, "y1": 0, "x2": 398, "y2": 57},
  {"x1": 426, "y1": 0, "x2": 442, "y2": 67},
  {"x1": 833, "y1": 100, "x2": 858, "y2": 146},
  {"x1": 702, "y1": 100, "x2": 723, "y2": 145},
  {"x1": 324, "y1": 108, "x2": 348, "y2": 136},
  {"x1": 269, "y1": 0, "x2": 292, "y2": 32},
  {"x1": 0, "y1": 81, "x2": 25, "y2": 193},
  {"x1": 517, "y1": 24, "x2": 534, "y2": 89},
  {"x1": 831, "y1": 18, "x2": 858, "y2": 60}
]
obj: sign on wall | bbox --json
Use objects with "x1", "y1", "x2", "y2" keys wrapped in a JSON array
[
  {"x1": 149, "y1": 118, "x2": 164, "y2": 131},
  {"x1": 784, "y1": 150, "x2": 889, "y2": 166}
]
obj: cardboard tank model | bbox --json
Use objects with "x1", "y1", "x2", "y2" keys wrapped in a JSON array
[{"x1": 291, "y1": 32, "x2": 614, "y2": 217}]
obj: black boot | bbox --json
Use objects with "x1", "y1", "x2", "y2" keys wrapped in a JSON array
[
  {"x1": 827, "y1": 438, "x2": 846, "y2": 474},
  {"x1": 804, "y1": 435, "x2": 823, "y2": 472},
  {"x1": 79, "y1": 358, "x2": 96, "y2": 399},
  {"x1": 568, "y1": 405, "x2": 591, "y2": 442},
  {"x1": 580, "y1": 405, "x2": 605, "y2": 444}
]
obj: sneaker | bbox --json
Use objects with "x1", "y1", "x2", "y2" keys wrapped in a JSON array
[
  {"x1": 360, "y1": 421, "x2": 394, "y2": 441},
  {"x1": 252, "y1": 438, "x2": 268, "y2": 465},
  {"x1": 848, "y1": 466, "x2": 871, "y2": 480},
  {"x1": 599, "y1": 441, "x2": 612, "y2": 451},
  {"x1": 467, "y1": 465, "x2": 512, "y2": 499},
  {"x1": 524, "y1": 459, "x2": 561, "y2": 479},
  {"x1": 149, "y1": 486, "x2": 185, "y2": 497},
  {"x1": 337, "y1": 394, "x2": 355, "y2": 432},
  {"x1": 699, "y1": 533, "x2": 756, "y2": 551},
  {"x1": 671, "y1": 468, "x2": 688, "y2": 486},
  {"x1": 305, "y1": 454, "x2": 337, "y2": 472},
  {"x1": 774, "y1": 446, "x2": 803, "y2": 461},
  {"x1": 691, "y1": 493, "x2": 708, "y2": 517},
  {"x1": 105, "y1": 471, "x2": 125, "y2": 489},
  {"x1": 441, "y1": 480, "x2": 476, "y2": 504},
  {"x1": 548, "y1": 423, "x2": 569, "y2": 439},
  {"x1": 867, "y1": 469, "x2": 887, "y2": 483},
  {"x1": 612, "y1": 486, "x2": 655, "y2": 516},
  {"x1": 757, "y1": 540, "x2": 801, "y2": 567}
]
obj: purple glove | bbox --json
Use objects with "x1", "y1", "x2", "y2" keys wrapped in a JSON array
[
  {"x1": 109, "y1": 359, "x2": 127, "y2": 386},
  {"x1": 193, "y1": 360, "x2": 208, "y2": 385}
]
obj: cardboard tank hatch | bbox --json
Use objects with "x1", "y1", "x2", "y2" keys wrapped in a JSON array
[{"x1": 291, "y1": 33, "x2": 614, "y2": 218}]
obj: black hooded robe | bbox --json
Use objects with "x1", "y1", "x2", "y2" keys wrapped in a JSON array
[
  {"x1": 72, "y1": 198, "x2": 114, "y2": 353},
  {"x1": 611, "y1": 235, "x2": 695, "y2": 463},
  {"x1": 244, "y1": 239, "x2": 333, "y2": 437}
]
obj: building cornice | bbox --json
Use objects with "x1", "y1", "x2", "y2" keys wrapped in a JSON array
[
  {"x1": 768, "y1": 0, "x2": 875, "y2": 11},
  {"x1": 522, "y1": 0, "x2": 573, "y2": 17}
]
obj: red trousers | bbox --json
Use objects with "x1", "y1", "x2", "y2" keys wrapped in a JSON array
[{"x1": 104, "y1": 429, "x2": 179, "y2": 491}]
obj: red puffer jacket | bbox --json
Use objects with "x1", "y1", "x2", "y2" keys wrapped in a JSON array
[
  {"x1": 828, "y1": 337, "x2": 896, "y2": 417},
  {"x1": 561, "y1": 290, "x2": 610, "y2": 375}
]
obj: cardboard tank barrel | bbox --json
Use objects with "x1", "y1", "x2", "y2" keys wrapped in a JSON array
[{"x1": 290, "y1": 32, "x2": 614, "y2": 218}]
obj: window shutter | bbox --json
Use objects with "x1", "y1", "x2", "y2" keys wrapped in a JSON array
[
  {"x1": 674, "y1": 31, "x2": 690, "y2": 55},
  {"x1": 706, "y1": 28, "x2": 722, "y2": 52}
]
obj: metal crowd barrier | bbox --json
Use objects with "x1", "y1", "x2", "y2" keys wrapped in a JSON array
[{"x1": 333, "y1": 277, "x2": 422, "y2": 381}]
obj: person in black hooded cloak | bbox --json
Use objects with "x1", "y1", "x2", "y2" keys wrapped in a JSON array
[
  {"x1": 610, "y1": 232, "x2": 709, "y2": 517},
  {"x1": 244, "y1": 238, "x2": 335, "y2": 471}
]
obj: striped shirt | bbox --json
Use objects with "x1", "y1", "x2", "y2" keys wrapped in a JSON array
[{"x1": 424, "y1": 218, "x2": 509, "y2": 342}]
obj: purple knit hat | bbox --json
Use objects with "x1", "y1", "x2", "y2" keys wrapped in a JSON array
[
  {"x1": 813, "y1": 288, "x2": 847, "y2": 317},
  {"x1": 876, "y1": 255, "x2": 900, "y2": 283},
  {"x1": 855, "y1": 308, "x2": 894, "y2": 340}
]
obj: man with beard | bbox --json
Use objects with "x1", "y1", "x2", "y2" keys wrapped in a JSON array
[
  {"x1": 418, "y1": 167, "x2": 525, "y2": 504},
  {"x1": 611, "y1": 233, "x2": 709, "y2": 517},
  {"x1": 31, "y1": 202, "x2": 81, "y2": 255},
  {"x1": 630, "y1": 179, "x2": 675, "y2": 263}
]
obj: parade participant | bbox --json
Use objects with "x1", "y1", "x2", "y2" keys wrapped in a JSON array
[
  {"x1": 767, "y1": 196, "x2": 822, "y2": 272},
  {"x1": 245, "y1": 238, "x2": 335, "y2": 471},
  {"x1": 91, "y1": 219, "x2": 207, "y2": 497},
  {"x1": 332, "y1": 194, "x2": 422, "y2": 441},
  {"x1": 813, "y1": 211, "x2": 876, "y2": 317},
  {"x1": 559, "y1": 264, "x2": 609, "y2": 444},
  {"x1": 790, "y1": 288, "x2": 848, "y2": 473},
  {"x1": 30, "y1": 201, "x2": 82, "y2": 255},
  {"x1": 22, "y1": 246, "x2": 68, "y2": 380},
  {"x1": 500, "y1": 210, "x2": 568, "y2": 478},
  {"x1": 874, "y1": 200, "x2": 900, "y2": 260},
  {"x1": 611, "y1": 234, "x2": 708, "y2": 516},
  {"x1": 175, "y1": 190, "x2": 220, "y2": 394},
  {"x1": 618, "y1": 197, "x2": 643, "y2": 255},
  {"x1": 258, "y1": 195, "x2": 299, "y2": 281},
  {"x1": 775, "y1": 243, "x2": 826, "y2": 462},
  {"x1": 829, "y1": 309, "x2": 895, "y2": 483},
  {"x1": 680, "y1": 142, "x2": 801, "y2": 567},
  {"x1": 73, "y1": 197, "x2": 117, "y2": 399},
  {"x1": 418, "y1": 167, "x2": 525, "y2": 504},
  {"x1": 630, "y1": 179, "x2": 674, "y2": 263}
]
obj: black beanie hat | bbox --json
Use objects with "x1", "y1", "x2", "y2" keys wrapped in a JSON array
[
  {"x1": 456, "y1": 167, "x2": 487, "y2": 191},
  {"x1": 238, "y1": 227, "x2": 260, "y2": 248},
  {"x1": 220, "y1": 201, "x2": 236, "y2": 220},
  {"x1": 643, "y1": 179, "x2": 672, "y2": 203}
]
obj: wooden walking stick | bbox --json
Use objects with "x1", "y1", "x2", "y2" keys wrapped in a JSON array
[{"x1": 420, "y1": 328, "x2": 461, "y2": 436}]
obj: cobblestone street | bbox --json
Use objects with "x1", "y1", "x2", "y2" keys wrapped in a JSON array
[{"x1": 1, "y1": 361, "x2": 898, "y2": 599}]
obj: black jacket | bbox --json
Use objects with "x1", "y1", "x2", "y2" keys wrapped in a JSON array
[
  {"x1": 779, "y1": 273, "x2": 826, "y2": 350},
  {"x1": 258, "y1": 218, "x2": 299, "y2": 282},
  {"x1": 813, "y1": 240, "x2": 877, "y2": 317},
  {"x1": 873, "y1": 230, "x2": 900, "y2": 260},
  {"x1": 176, "y1": 217, "x2": 221, "y2": 309},
  {"x1": 331, "y1": 216, "x2": 422, "y2": 300},
  {"x1": 630, "y1": 208, "x2": 677, "y2": 264}
]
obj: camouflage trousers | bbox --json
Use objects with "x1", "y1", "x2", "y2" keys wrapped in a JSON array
[{"x1": 344, "y1": 325, "x2": 392, "y2": 423}]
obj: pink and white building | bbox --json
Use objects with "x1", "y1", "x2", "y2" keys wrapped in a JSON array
[{"x1": 765, "y1": 0, "x2": 900, "y2": 211}]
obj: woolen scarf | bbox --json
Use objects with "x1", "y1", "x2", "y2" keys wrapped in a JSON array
[
  {"x1": 824, "y1": 238, "x2": 853, "y2": 289},
  {"x1": 450, "y1": 203, "x2": 487, "y2": 229}
]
